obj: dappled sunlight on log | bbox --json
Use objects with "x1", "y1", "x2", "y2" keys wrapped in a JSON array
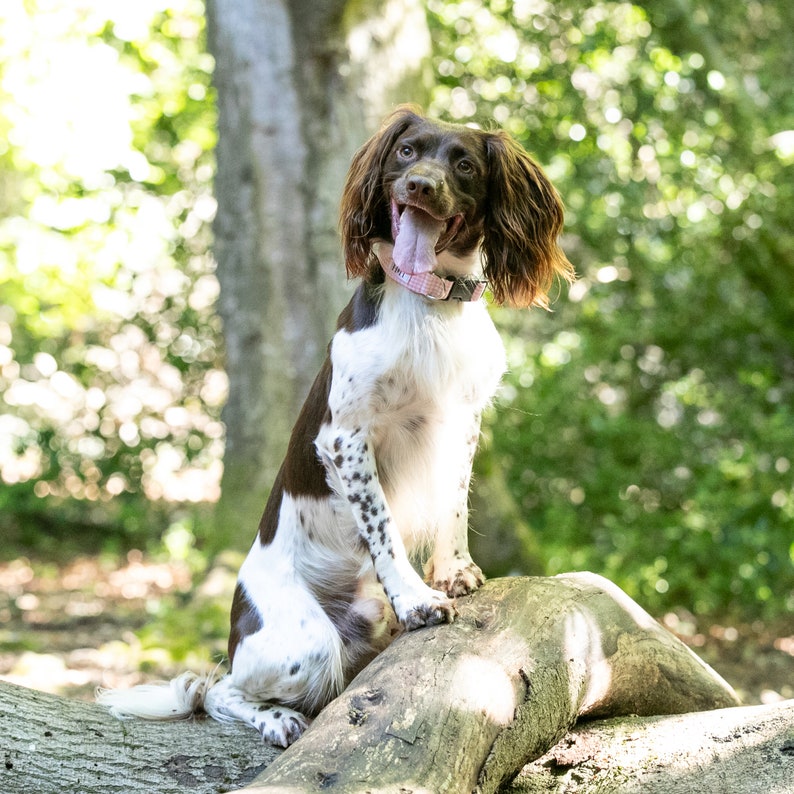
[
  {"x1": 562, "y1": 607, "x2": 611, "y2": 713},
  {"x1": 453, "y1": 654, "x2": 521, "y2": 725}
]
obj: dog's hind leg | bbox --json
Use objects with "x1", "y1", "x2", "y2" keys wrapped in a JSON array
[
  {"x1": 203, "y1": 675, "x2": 308, "y2": 747},
  {"x1": 214, "y1": 556, "x2": 347, "y2": 746}
]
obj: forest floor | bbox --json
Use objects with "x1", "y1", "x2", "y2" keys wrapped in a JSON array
[{"x1": 1, "y1": 552, "x2": 793, "y2": 706}]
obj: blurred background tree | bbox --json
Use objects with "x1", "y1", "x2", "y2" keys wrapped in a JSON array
[
  {"x1": 207, "y1": 0, "x2": 434, "y2": 551},
  {"x1": 0, "y1": 0, "x2": 792, "y2": 642}
]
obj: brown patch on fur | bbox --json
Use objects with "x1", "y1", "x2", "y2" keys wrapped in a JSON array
[{"x1": 228, "y1": 582, "x2": 263, "y2": 666}]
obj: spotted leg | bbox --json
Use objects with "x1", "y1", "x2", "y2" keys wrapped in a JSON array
[
  {"x1": 204, "y1": 676, "x2": 308, "y2": 748},
  {"x1": 318, "y1": 426, "x2": 456, "y2": 630}
]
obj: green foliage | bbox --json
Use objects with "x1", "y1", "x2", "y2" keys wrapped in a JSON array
[
  {"x1": 135, "y1": 590, "x2": 229, "y2": 665},
  {"x1": 428, "y1": 0, "x2": 794, "y2": 620},
  {"x1": 0, "y1": 0, "x2": 221, "y2": 547}
]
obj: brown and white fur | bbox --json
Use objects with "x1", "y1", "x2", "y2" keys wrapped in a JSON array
[{"x1": 98, "y1": 106, "x2": 573, "y2": 747}]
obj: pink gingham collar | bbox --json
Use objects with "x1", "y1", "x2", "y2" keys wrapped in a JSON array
[{"x1": 375, "y1": 245, "x2": 487, "y2": 302}]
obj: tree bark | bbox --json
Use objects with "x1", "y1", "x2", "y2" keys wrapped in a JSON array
[
  {"x1": 508, "y1": 700, "x2": 794, "y2": 793},
  {"x1": 207, "y1": 0, "x2": 433, "y2": 550},
  {"x1": 0, "y1": 679, "x2": 276, "y2": 794},
  {"x1": 2, "y1": 574, "x2": 763, "y2": 794}
]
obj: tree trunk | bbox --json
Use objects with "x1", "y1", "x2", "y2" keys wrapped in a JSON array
[
  {"x1": 1, "y1": 574, "x2": 765, "y2": 794},
  {"x1": 207, "y1": 0, "x2": 432, "y2": 550}
]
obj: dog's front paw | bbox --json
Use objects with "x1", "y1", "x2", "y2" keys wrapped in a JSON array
[
  {"x1": 393, "y1": 585, "x2": 456, "y2": 631},
  {"x1": 427, "y1": 558, "x2": 485, "y2": 598}
]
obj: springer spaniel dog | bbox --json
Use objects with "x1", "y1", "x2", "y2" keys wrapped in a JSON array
[{"x1": 99, "y1": 106, "x2": 573, "y2": 747}]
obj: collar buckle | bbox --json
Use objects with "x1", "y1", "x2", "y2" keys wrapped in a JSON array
[
  {"x1": 382, "y1": 258, "x2": 487, "y2": 303},
  {"x1": 439, "y1": 276, "x2": 487, "y2": 302}
]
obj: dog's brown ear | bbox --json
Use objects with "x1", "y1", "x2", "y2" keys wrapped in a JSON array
[
  {"x1": 340, "y1": 105, "x2": 424, "y2": 279},
  {"x1": 482, "y1": 131, "x2": 574, "y2": 308}
]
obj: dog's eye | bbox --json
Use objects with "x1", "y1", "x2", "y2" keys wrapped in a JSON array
[
  {"x1": 457, "y1": 159, "x2": 475, "y2": 174},
  {"x1": 398, "y1": 144, "x2": 414, "y2": 158}
]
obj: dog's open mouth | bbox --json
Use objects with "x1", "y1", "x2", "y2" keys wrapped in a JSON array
[{"x1": 390, "y1": 200, "x2": 464, "y2": 274}]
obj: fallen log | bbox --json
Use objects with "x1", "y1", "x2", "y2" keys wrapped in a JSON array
[
  {"x1": 0, "y1": 573, "x2": 752, "y2": 794},
  {"x1": 0, "y1": 679, "x2": 275, "y2": 794},
  {"x1": 239, "y1": 573, "x2": 739, "y2": 792},
  {"x1": 507, "y1": 700, "x2": 794, "y2": 793}
]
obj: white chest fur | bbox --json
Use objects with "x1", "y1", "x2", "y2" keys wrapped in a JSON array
[
  {"x1": 330, "y1": 286, "x2": 505, "y2": 416},
  {"x1": 323, "y1": 284, "x2": 506, "y2": 549}
]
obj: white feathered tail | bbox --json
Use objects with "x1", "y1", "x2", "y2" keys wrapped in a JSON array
[{"x1": 96, "y1": 670, "x2": 217, "y2": 720}]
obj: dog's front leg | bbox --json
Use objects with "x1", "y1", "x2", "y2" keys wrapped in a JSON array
[
  {"x1": 318, "y1": 427, "x2": 456, "y2": 630},
  {"x1": 424, "y1": 410, "x2": 485, "y2": 597}
]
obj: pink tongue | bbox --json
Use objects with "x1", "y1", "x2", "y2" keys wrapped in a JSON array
[{"x1": 393, "y1": 207, "x2": 445, "y2": 274}]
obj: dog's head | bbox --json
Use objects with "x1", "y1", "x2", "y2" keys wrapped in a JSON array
[{"x1": 340, "y1": 105, "x2": 574, "y2": 308}]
